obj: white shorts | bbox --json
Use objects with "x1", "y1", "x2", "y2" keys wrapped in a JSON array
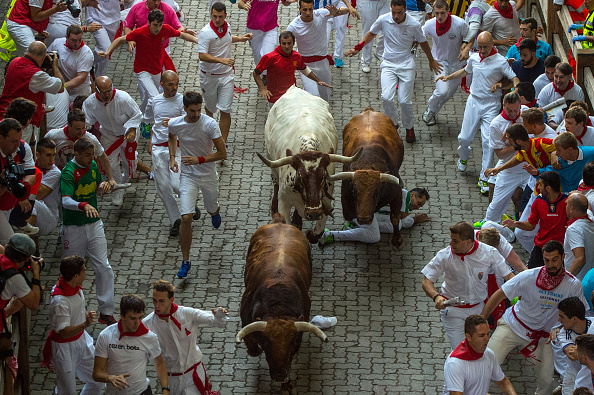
[
  {"x1": 199, "y1": 71, "x2": 234, "y2": 114},
  {"x1": 179, "y1": 172, "x2": 219, "y2": 215}
]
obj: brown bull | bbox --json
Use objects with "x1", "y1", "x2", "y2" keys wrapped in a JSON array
[
  {"x1": 330, "y1": 107, "x2": 405, "y2": 248},
  {"x1": 236, "y1": 214, "x2": 328, "y2": 389}
]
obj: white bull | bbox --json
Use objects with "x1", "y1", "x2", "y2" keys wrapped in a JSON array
[{"x1": 257, "y1": 87, "x2": 360, "y2": 243}]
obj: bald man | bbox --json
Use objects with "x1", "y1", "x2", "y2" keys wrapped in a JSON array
[
  {"x1": 564, "y1": 193, "x2": 594, "y2": 280},
  {"x1": 437, "y1": 32, "x2": 519, "y2": 195},
  {"x1": 82, "y1": 77, "x2": 142, "y2": 206}
]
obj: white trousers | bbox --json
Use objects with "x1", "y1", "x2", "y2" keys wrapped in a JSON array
[
  {"x1": 516, "y1": 192, "x2": 539, "y2": 253},
  {"x1": 440, "y1": 303, "x2": 484, "y2": 350},
  {"x1": 31, "y1": 200, "x2": 58, "y2": 236},
  {"x1": 326, "y1": 2, "x2": 348, "y2": 60},
  {"x1": 488, "y1": 318, "x2": 555, "y2": 395},
  {"x1": 136, "y1": 71, "x2": 162, "y2": 116},
  {"x1": 457, "y1": 95, "x2": 500, "y2": 182},
  {"x1": 381, "y1": 64, "x2": 416, "y2": 129},
  {"x1": 331, "y1": 215, "x2": 397, "y2": 243},
  {"x1": 53, "y1": 332, "x2": 104, "y2": 394},
  {"x1": 300, "y1": 59, "x2": 331, "y2": 102},
  {"x1": 60, "y1": 220, "x2": 114, "y2": 315},
  {"x1": 481, "y1": 220, "x2": 516, "y2": 244},
  {"x1": 427, "y1": 62, "x2": 462, "y2": 114},
  {"x1": 179, "y1": 172, "x2": 219, "y2": 215},
  {"x1": 101, "y1": 132, "x2": 135, "y2": 184},
  {"x1": 152, "y1": 146, "x2": 181, "y2": 225},
  {"x1": 247, "y1": 28, "x2": 278, "y2": 74},
  {"x1": 0, "y1": 210, "x2": 13, "y2": 245},
  {"x1": 6, "y1": 20, "x2": 35, "y2": 57},
  {"x1": 90, "y1": 20, "x2": 120, "y2": 78},
  {"x1": 199, "y1": 71, "x2": 235, "y2": 114},
  {"x1": 46, "y1": 22, "x2": 69, "y2": 47},
  {"x1": 359, "y1": 0, "x2": 389, "y2": 66},
  {"x1": 485, "y1": 168, "x2": 530, "y2": 222}
]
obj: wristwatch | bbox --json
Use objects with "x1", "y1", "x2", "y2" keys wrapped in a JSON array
[{"x1": 162, "y1": 387, "x2": 170, "y2": 392}]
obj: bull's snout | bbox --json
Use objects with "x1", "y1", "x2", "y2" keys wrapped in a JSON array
[
  {"x1": 304, "y1": 208, "x2": 324, "y2": 221},
  {"x1": 357, "y1": 216, "x2": 373, "y2": 225}
]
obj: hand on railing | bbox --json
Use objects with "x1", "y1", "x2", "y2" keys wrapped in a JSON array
[
  {"x1": 573, "y1": 35, "x2": 587, "y2": 43},
  {"x1": 568, "y1": 23, "x2": 583, "y2": 32}
]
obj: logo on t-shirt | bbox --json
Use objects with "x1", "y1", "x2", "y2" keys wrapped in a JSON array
[{"x1": 477, "y1": 271, "x2": 484, "y2": 280}]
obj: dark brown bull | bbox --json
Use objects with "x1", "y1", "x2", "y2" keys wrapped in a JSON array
[
  {"x1": 236, "y1": 214, "x2": 328, "y2": 390},
  {"x1": 330, "y1": 107, "x2": 404, "y2": 248}
]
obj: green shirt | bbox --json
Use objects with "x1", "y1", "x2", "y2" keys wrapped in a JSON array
[{"x1": 61, "y1": 160, "x2": 101, "y2": 226}]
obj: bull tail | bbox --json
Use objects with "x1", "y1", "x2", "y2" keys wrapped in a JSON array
[{"x1": 272, "y1": 213, "x2": 286, "y2": 224}]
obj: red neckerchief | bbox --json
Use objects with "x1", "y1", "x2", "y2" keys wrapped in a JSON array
[
  {"x1": 117, "y1": 321, "x2": 149, "y2": 340},
  {"x1": 95, "y1": 88, "x2": 116, "y2": 107},
  {"x1": 567, "y1": 215, "x2": 593, "y2": 226},
  {"x1": 451, "y1": 240, "x2": 479, "y2": 261},
  {"x1": 51, "y1": 276, "x2": 82, "y2": 297},
  {"x1": 501, "y1": 109, "x2": 520, "y2": 123},
  {"x1": 155, "y1": 303, "x2": 183, "y2": 331},
  {"x1": 515, "y1": 37, "x2": 539, "y2": 48},
  {"x1": 576, "y1": 126, "x2": 589, "y2": 144},
  {"x1": 553, "y1": 80, "x2": 575, "y2": 96},
  {"x1": 64, "y1": 39, "x2": 85, "y2": 51},
  {"x1": 535, "y1": 266, "x2": 566, "y2": 291},
  {"x1": 450, "y1": 339, "x2": 484, "y2": 360},
  {"x1": 578, "y1": 182, "x2": 594, "y2": 191},
  {"x1": 209, "y1": 20, "x2": 228, "y2": 39},
  {"x1": 63, "y1": 126, "x2": 82, "y2": 142},
  {"x1": 436, "y1": 13, "x2": 452, "y2": 36},
  {"x1": 0, "y1": 255, "x2": 17, "y2": 271},
  {"x1": 588, "y1": 118, "x2": 592, "y2": 127},
  {"x1": 527, "y1": 99, "x2": 538, "y2": 107},
  {"x1": 494, "y1": 1, "x2": 514, "y2": 18},
  {"x1": 274, "y1": 45, "x2": 292, "y2": 58},
  {"x1": 479, "y1": 47, "x2": 498, "y2": 62}
]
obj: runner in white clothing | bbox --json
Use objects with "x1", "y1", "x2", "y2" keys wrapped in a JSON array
[
  {"x1": 168, "y1": 91, "x2": 226, "y2": 279},
  {"x1": 143, "y1": 280, "x2": 228, "y2": 394},
  {"x1": 538, "y1": 62, "x2": 585, "y2": 128},
  {"x1": 564, "y1": 107, "x2": 594, "y2": 147},
  {"x1": 197, "y1": 2, "x2": 252, "y2": 142},
  {"x1": 345, "y1": 0, "x2": 442, "y2": 144},
  {"x1": 437, "y1": 31, "x2": 519, "y2": 195},
  {"x1": 356, "y1": 0, "x2": 390, "y2": 73},
  {"x1": 85, "y1": 0, "x2": 121, "y2": 77},
  {"x1": 564, "y1": 193, "x2": 594, "y2": 280},
  {"x1": 533, "y1": 55, "x2": 562, "y2": 97},
  {"x1": 573, "y1": 334, "x2": 594, "y2": 392},
  {"x1": 421, "y1": 0, "x2": 471, "y2": 126},
  {"x1": 421, "y1": 221, "x2": 514, "y2": 349},
  {"x1": 481, "y1": 0, "x2": 521, "y2": 55},
  {"x1": 287, "y1": 0, "x2": 349, "y2": 102},
  {"x1": 482, "y1": 240, "x2": 589, "y2": 395},
  {"x1": 443, "y1": 315, "x2": 517, "y2": 395}
]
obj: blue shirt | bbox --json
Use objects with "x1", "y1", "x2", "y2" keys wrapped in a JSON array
[
  {"x1": 406, "y1": 0, "x2": 426, "y2": 11},
  {"x1": 583, "y1": 269, "x2": 594, "y2": 309},
  {"x1": 506, "y1": 39, "x2": 554, "y2": 62},
  {"x1": 538, "y1": 146, "x2": 594, "y2": 192},
  {"x1": 511, "y1": 58, "x2": 545, "y2": 84}
]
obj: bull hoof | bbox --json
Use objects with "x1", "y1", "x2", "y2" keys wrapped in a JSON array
[
  {"x1": 391, "y1": 236, "x2": 404, "y2": 251},
  {"x1": 305, "y1": 230, "x2": 322, "y2": 244},
  {"x1": 281, "y1": 381, "x2": 295, "y2": 395}
]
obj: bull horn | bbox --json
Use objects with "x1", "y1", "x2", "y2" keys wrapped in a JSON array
[
  {"x1": 328, "y1": 172, "x2": 355, "y2": 182},
  {"x1": 294, "y1": 322, "x2": 329, "y2": 342},
  {"x1": 256, "y1": 153, "x2": 293, "y2": 169},
  {"x1": 379, "y1": 173, "x2": 400, "y2": 185},
  {"x1": 328, "y1": 148, "x2": 363, "y2": 164},
  {"x1": 235, "y1": 321, "x2": 267, "y2": 343}
]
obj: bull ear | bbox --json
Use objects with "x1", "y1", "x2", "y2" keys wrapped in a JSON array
[
  {"x1": 286, "y1": 149, "x2": 293, "y2": 157},
  {"x1": 290, "y1": 157, "x2": 302, "y2": 171}
]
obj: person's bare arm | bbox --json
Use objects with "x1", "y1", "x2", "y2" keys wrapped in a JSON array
[
  {"x1": 436, "y1": 68, "x2": 468, "y2": 83},
  {"x1": 419, "y1": 41, "x2": 443, "y2": 74},
  {"x1": 199, "y1": 52, "x2": 234, "y2": 66},
  {"x1": 495, "y1": 377, "x2": 517, "y2": 394},
  {"x1": 481, "y1": 288, "x2": 508, "y2": 318},
  {"x1": 30, "y1": 1, "x2": 67, "y2": 22},
  {"x1": 18, "y1": 259, "x2": 42, "y2": 310},
  {"x1": 93, "y1": 356, "x2": 131, "y2": 390},
  {"x1": 168, "y1": 134, "x2": 179, "y2": 173},
  {"x1": 179, "y1": 32, "x2": 198, "y2": 44},
  {"x1": 35, "y1": 184, "x2": 53, "y2": 200},
  {"x1": 485, "y1": 157, "x2": 522, "y2": 177},
  {"x1": 58, "y1": 311, "x2": 97, "y2": 339},
  {"x1": 97, "y1": 36, "x2": 128, "y2": 58},
  {"x1": 494, "y1": 146, "x2": 516, "y2": 160},
  {"x1": 506, "y1": 250, "x2": 527, "y2": 272},
  {"x1": 253, "y1": 70, "x2": 271, "y2": 100},
  {"x1": 97, "y1": 153, "x2": 117, "y2": 186},
  {"x1": 422, "y1": 277, "x2": 446, "y2": 310},
  {"x1": 231, "y1": 33, "x2": 252, "y2": 43},
  {"x1": 154, "y1": 355, "x2": 170, "y2": 394},
  {"x1": 64, "y1": 71, "x2": 89, "y2": 91},
  {"x1": 568, "y1": 247, "x2": 587, "y2": 276},
  {"x1": 181, "y1": 137, "x2": 226, "y2": 165},
  {"x1": 501, "y1": 218, "x2": 536, "y2": 231},
  {"x1": 344, "y1": 31, "x2": 377, "y2": 57}
]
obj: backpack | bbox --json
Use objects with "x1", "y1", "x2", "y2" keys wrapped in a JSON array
[{"x1": 0, "y1": 267, "x2": 20, "y2": 298}]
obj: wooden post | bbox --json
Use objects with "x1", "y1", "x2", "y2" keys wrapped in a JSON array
[{"x1": 14, "y1": 311, "x2": 29, "y2": 395}]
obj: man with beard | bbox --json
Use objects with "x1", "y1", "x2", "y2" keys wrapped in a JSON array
[
  {"x1": 481, "y1": 240, "x2": 589, "y2": 395},
  {"x1": 538, "y1": 62, "x2": 584, "y2": 129},
  {"x1": 510, "y1": 39, "x2": 545, "y2": 84}
]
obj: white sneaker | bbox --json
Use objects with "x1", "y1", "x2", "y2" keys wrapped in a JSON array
[
  {"x1": 310, "y1": 315, "x2": 338, "y2": 329},
  {"x1": 112, "y1": 189, "x2": 124, "y2": 206},
  {"x1": 457, "y1": 159, "x2": 467, "y2": 172},
  {"x1": 13, "y1": 223, "x2": 39, "y2": 235},
  {"x1": 362, "y1": 65, "x2": 371, "y2": 73},
  {"x1": 422, "y1": 108, "x2": 437, "y2": 126}
]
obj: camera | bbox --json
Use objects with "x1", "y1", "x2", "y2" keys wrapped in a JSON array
[
  {"x1": 65, "y1": 0, "x2": 81, "y2": 18},
  {"x1": 24, "y1": 257, "x2": 45, "y2": 272},
  {"x1": 40, "y1": 51, "x2": 59, "y2": 71},
  {"x1": 1, "y1": 156, "x2": 35, "y2": 199}
]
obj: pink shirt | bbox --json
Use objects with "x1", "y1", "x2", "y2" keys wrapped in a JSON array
[
  {"x1": 124, "y1": 1, "x2": 182, "y2": 47},
  {"x1": 246, "y1": 0, "x2": 280, "y2": 32}
]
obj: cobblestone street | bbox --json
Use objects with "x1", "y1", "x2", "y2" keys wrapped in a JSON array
[{"x1": 0, "y1": 0, "x2": 547, "y2": 392}]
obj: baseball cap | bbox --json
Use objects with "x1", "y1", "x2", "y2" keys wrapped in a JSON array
[{"x1": 8, "y1": 234, "x2": 36, "y2": 256}]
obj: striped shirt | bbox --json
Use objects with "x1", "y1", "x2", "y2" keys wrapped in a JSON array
[{"x1": 514, "y1": 138, "x2": 556, "y2": 168}]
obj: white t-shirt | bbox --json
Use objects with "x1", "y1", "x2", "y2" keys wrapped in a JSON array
[
  {"x1": 501, "y1": 268, "x2": 589, "y2": 340},
  {"x1": 564, "y1": 218, "x2": 594, "y2": 281},
  {"x1": 538, "y1": 82, "x2": 585, "y2": 108},
  {"x1": 40, "y1": 164, "x2": 62, "y2": 217},
  {"x1": 45, "y1": 90, "x2": 70, "y2": 130},
  {"x1": 370, "y1": 13, "x2": 426, "y2": 68},
  {"x1": 489, "y1": 106, "x2": 528, "y2": 165},
  {"x1": 167, "y1": 114, "x2": 222, "y2": 177},
  {"x1": 422, "y1": 15, "x2": 468, "y2": 66},
  {"x1": 465, "y1": 52, "x2": 517, "y2": 100},
  {"x1": 0, "y1": 273, "x2": 30, "y2": 302},
  {"x1": 47, "y1": 38, "x2": 94, "y2": 100},
  {"x1": 85, "y1": 0, "x2": 121, "y2": 26},
  {"x1": 481, "y1": 2, "x2": 520, "y2": 54},
  {"x1": 95, "y1": 324, "x2": 161, "y2": 395},
  {"x1": 29, "y1": 71, "x2": 63, "y2": 95},
  {"x1": 421, "y1": 242, "x2": 512, "y2": 304},
  {"x1": 44, "y1": 127, "x2": 105, "y2": 170},
  {"x1": 533, "y1": 73, "x2": 552, "y2": 98},
  {"x1": 82, "y1": 89, "x2": 142, "y2": 139},
  {"x1": 49, "y1": 0, "x2": 81, "y2": 26},
  {"x1": 443, "y1": 347, "x2": 505, "y2": 394},
  {"x1": 558, "y1": 318, "x2": 592, "y2": 377},
  {"x1": 197, "y1": 22, "x2": 234, "y2": 74},
  {"x1": 144, "y1": 93, "x2": 184, "y2": 145},
  {"x1": 474, "y1": 229, "x2": 513, "y2": 259},
  {"x1": 287, "y1": 10, "x2": 331, "y2": 57},
  {"x1": 49, "y1": 286, "x2": 86, "y2": 332}
]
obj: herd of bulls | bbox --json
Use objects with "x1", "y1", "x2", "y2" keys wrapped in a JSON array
[{"x1": 235, "y1": 87, "x2": 405, "y2": 393}]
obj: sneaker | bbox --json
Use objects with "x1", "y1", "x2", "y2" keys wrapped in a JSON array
[
  {"x1": 362, "y1": 65, "x2": 371, "y2": 73},
  {"x1": 422, "y1": 108, "x2": 436, "y2": 126},
  {"x1": 334, "y1": 58, "x2": 343, "y2": 68},
  {"x1": 98, "y1": 314, "x2": 116, "y2": 326},
  {"x1": 211, "y1": 213, "x2": 221, "y2": 229},
  {"x1": 112, "y1": 189, "x2": 124, "y2": 206},
  {"x1": 13, "y1": 223, "x2": 39, "y2": 235},
  {"x1": 457, "y1": 159, "x2": 467, "y2": 172},
  {"x1": 342, "y1": 221, "x2": 357, "y2": 230},
  {"x1": 193, "y1": 205, "x2": 201, "y2": 221},
  {"x1": 479, "y1": 180, "x2": 489, "y2": 195},
  {"x1": 169, "y1": 218, "x2": 181, "y2": 237},
  {"x1": 405, "y1": 128, "x2": 416, "y2": 143},
  {"x1": 473, "y1": 220, "x2": 486, "y2": 229},
  {"x1": 148, "y1": 171, "x2": 154, "y2": 180},
  {"x1": 140, "y1": 122, "x2": 151, "y2": 139},
  {"x1": 318, "y1": 229, "x2": 334, "y2": 246},
  {"x1": 177, "y1": 260, "x2": 191, "y2": 278}
]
